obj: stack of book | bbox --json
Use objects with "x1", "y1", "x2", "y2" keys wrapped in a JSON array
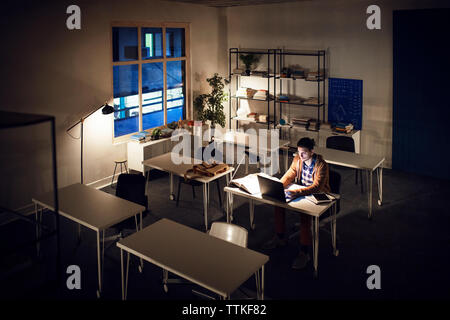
[
  {"x1": 278, "y1": 95, "x2": 290, "y2": 102},
  {"x1": 292, "y1": 117, "x2": 310, "y2": 128},
  {"x1": 236, "y1": 87, "x2": 257, "y2": 99},
  {"x1": 306, "y1": 70, "x2": 324, "y2": 81},
  {"x1": 253, "y1": 89, "x2": 268, "y2": 100},
  {"x1": 333, "y1": 122, "x2": 354, "y2": 133},
  {"x1": 309, "y1": 119, "x2": 320, "y2": 130},
  {"x1": 130, "y1": 131, "x2": 151, "y2": 142},
  {"x1": 247, "y1": 112, "x2": 258, "y2": 121}
]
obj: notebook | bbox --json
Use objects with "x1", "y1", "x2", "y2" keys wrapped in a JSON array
[{"x1": 305, "y1": 193, "x2": 334, "y2": 204}]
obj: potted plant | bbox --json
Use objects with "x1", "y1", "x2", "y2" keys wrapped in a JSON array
[
  {"x1": 151, "y1": 127, "x2": 161, "y2": 140},
  {"x1": 239, "y1": 54, "x2": 260, "y2": 76},
  {"x1": 194, "y1": 73, "x2": 229, "y2": 130}
]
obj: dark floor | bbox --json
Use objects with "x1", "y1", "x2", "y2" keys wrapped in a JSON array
[{"x1": 1, "y1": 161, "x2": 450, "y2": 302}]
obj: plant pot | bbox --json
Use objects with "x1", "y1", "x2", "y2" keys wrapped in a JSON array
[{"x1": 245, "y1": 69, "x2": 251, "y2": 76}]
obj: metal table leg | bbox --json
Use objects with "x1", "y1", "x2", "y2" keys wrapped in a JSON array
[
  {"x1": 203, "y1": 183, "x2": 209, "y2": 231},
  {"x1": 137, "y1": 211, "x2": 144, "y2": 273},
  {"x1": 313, "y1": 216, "x2": 319, "y2": 278},
  {"x1": 249, "y1": 199, "x2": 255, "y2": 230},
  {"x1": 169, "y1": 172, "x2": 175, "y2": 200},
  {"x1": 377, "y1": 166, "x2": 383, "y2": 206},
  {"x1": 120, "y1": 249, "x2": 130, "y2": 300},
  {"x1": 261, "y1": 265, "x2": 265, "y2": 300},
  {"x1": 368, "y1": 169, "x2": 373, "y2": 219},
  {"x1": 96, "y1": 230, "x2": 102, "y2": 298},
  {"x1": 145, "y1": 169, "x2": 150, "y2": 197}
]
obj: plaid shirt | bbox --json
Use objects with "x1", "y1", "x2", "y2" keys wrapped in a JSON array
[{"x1": 299, "y1": 154, "x2": 317, "y2": 186}]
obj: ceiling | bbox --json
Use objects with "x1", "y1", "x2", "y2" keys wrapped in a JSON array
[{"x1": 162, "y1": 0, "x2": 311, "y2": 8}]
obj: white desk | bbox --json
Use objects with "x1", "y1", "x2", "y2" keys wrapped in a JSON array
[
  {"x1": 143, "y1": 153, "x2": 234, "y2": 231},
  {"x1": 117, "y1": 218, "x2": 268, "y2": 300},
  {"x1": 311, "y1": 147, "x2": 385, "y2": 219},
  {"x1": 32, "y1": 183, "x2": 146, "y2": 298},
  {"x1": 224, "y1": 186, "x2": 338, "y2": 277},
  {"x1": 215, "y1": 131, "x2": 290, "y2": 174}
]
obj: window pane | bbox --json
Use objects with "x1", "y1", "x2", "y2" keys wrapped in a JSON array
[
  {"x1": 112, "y1": 27, "x2": 138, "y2": 62},
  {"x1": 113, "y1": 64, "x2": 139, "y2": 137},
  {"x1": 141, "y1": 28, "x2": 163, "y2": 60},
  {"x1": 166, "y1": 28, "x2": 185, "y2": 58},
  {"x1": 167, "y1": 60, "x2": 185, "y2": 123},
  {"x1": 142, "y1": 62, "x2": 164, "y2": 130}
]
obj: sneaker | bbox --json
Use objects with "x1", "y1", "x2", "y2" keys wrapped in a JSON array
[
  {"x1": 262, "y1": 235, "x2": 287, "y2": 250},
  {"x1": 291, "y1": 251, "x2": 310, "y2": 270}
]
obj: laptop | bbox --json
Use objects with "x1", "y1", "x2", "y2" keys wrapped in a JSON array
[{"x1": 257, "y1": 174, "x2": 298, "y2": 203}]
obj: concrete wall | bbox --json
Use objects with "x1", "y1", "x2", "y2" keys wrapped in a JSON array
[
  {"x1": 0, "y1": 0, "x2": 222, "y2": 209},
  {"x1": 226, "y1": 0, "x2": 450, "y2": 168}
]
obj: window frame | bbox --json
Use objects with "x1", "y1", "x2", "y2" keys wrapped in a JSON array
[{"x1": 111, "y1": 21, "x2": 191, "y2": 143}]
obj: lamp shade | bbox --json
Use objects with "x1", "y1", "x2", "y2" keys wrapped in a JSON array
[{"x1": 101, "y1": 103, "x2": 114, "y2": 115}]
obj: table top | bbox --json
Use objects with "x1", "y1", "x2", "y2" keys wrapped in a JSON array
[
  {"x1": 32, "y1": 183, "x2": 146, "y2": 231},
  {"x1": 224, "y1": 186, "x2": 333, "y2": 217},
  {"x1": 314, "y1": 147, "x2": 385, "y2": 171},
  {"x1": 117, "y1": 218, "x2": 268, "y2": 297},
  {"x1": 142, "y1": 153, "x2": 234, "y2": 183}
]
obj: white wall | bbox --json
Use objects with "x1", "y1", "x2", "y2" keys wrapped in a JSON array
[
  {"x1": 0, "y1": 0, "x2": 222, "y2": 209},
  {"x1": 226, "y1": 0, "x2": 450, "y2": 168}
]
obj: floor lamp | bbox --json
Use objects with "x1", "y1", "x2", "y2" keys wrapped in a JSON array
[{"x1": 66, "y1": 103, "x2": 114, "y2": 184}]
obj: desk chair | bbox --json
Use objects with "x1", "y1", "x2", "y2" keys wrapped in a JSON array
[
  {"x1": 105, "y1": 174, "x2": 148, "y2": 243},
  {"x1": 326, "y1": 135, "x2": 363, "y2": 193},
  {"x1": 191, "y1": 222, "x2": 262, "y2": 300},
  {"x1": 176, "y1": 146, "x2": 223, "y2": 208}
]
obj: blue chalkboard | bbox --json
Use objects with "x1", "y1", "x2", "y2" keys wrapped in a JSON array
[{"x1": 328, "y1": 78, "x2": 363, "y2": 130}]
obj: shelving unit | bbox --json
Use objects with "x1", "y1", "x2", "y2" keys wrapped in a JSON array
[
  {"x1": 0, "y1": 111, "x2": 61, "y2": 290},
  {"x1": 276, "y1": 49, "x2": 326, "y2": 132},
  {"x1": 228, "y1": 48, "x2": 278, "y2": 130}
]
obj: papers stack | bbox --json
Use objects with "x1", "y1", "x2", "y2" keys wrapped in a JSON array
[{"x1": 253, "y1": 89, "x2": 268, "y2": 100}]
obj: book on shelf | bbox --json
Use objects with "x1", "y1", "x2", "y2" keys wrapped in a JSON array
[
  {"x1": 292, "y1": 117, "x2": 310, "y2": 128},
  {"x1": 253, "y1": 89, "x2": 268, "y2": 100},
  {"x1": 229, "y1": 174, "x2": 260, "y2": 194}
]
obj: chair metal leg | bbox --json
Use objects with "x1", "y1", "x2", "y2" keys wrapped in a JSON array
[
  {"x1": 176, "y1": 179, "x2": 181, "y2": 207},
  {"x1": 216, "y1": 180, "x2": 222, "y2": 207},
  {"x1": 360, "y1": 170, "x2": 364, "y2": 193},
  {"x1": 111, "y1": 163, "x2": 118, "y2": 187}
]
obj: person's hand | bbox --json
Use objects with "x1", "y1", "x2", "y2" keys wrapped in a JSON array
[{"x1": 285, "y1": 189, "x2": 299, "y2": 198}]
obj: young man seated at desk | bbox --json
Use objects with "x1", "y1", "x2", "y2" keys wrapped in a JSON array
[{"x1": 263, "y1": 137, "x2": 330, "y2": 269}]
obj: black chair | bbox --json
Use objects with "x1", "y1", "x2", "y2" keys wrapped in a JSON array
[
  {"x1": 108, "y1": 173, "x2": 148, "y2": 239},
  {"x1": 329, "y1": 169, "x2": 341, "y2": 213},
  {"x1": 176, "y1": 145, "x2": 223, "y2": 208},
  {"x1": 326, "y1": 135, "x2": 363, "y2": 193}
]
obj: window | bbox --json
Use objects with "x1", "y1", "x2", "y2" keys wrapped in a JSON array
[{"x1": 112, "y1": 23, "x2": 189, "y2": 139}]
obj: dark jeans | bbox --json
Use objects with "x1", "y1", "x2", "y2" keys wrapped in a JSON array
[{"x1": 274, "y1": 207, "x2": 312, "y2": 246}]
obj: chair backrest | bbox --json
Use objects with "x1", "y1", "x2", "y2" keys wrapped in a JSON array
[
  {"x1": 329, "y1": 169, "x2": 341, "y2": 194},
  {"x1": 116, "y1": 173, "x2": 148, "y2": 209},
  {"x1": 326, "y1": 136, "x2": 355, "y2": 153},
  {"x1": 209, "y1": 222, "x2": 248, "y2": 248},
  {"x1": 328, "y1": 169, "x2": 341, "y2": 213}
]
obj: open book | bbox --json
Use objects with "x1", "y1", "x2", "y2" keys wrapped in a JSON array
[{"x1": 229, "y1": 174, "x2": 260, "y2": 194}]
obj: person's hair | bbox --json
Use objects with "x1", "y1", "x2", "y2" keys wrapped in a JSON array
[{"x1": 297, "y1": 137, "x2": 315, "y2": 151}]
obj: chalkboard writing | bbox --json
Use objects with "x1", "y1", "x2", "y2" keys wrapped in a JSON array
[{"x1": 328, "y1": 78, "x2": 363, "y2": 130}]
